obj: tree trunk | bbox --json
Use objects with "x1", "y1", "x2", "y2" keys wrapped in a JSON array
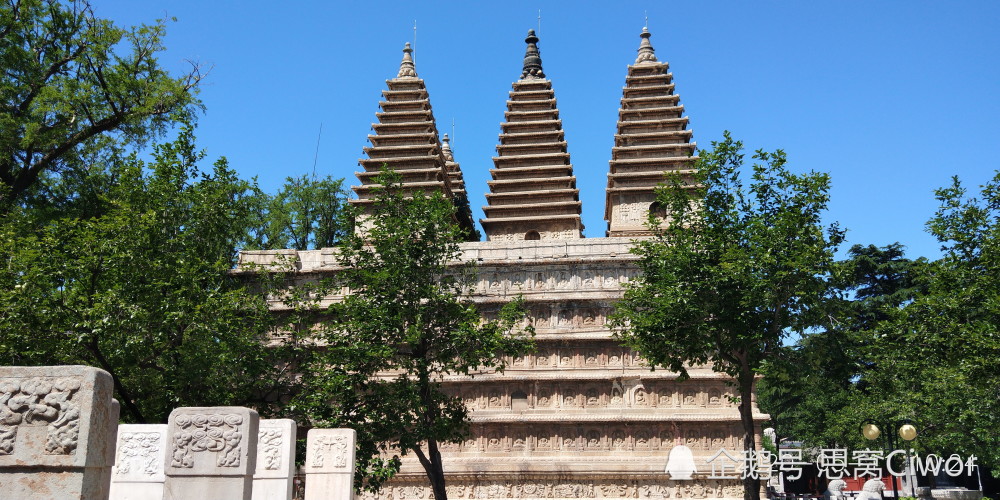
[
  {"x1": 413, "y1": 440, "x2": 448, "y2": 500},
  {"x1": 739, "y1": 372, "x2": 761, "y2": 500},
  {"x1": 414, "y1": 363, "x2": 448, "y2": 500},
  {"x1": 427, "y1": 439, "x2": 448, "y2": 500}
]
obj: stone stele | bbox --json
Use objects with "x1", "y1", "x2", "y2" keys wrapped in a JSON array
[
  {"x1": 162, "y1": 406, "x2": 260, "y2": 500},
  {"x1": 304, "y1": 428, "x2": 357, "y2": 500},
  {"x1": 252, "y1": 418, "x2": 297, "y2": 500},
  {"x1": 0, "y1": 365, "x2": 118, "y2": 500},
  {"x1": 109, "y1": 423, "x2": 168, "y2": 500}
]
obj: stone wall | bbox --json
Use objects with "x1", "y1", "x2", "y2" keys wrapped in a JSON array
[{"x1": 239, "y1": 237, "x2": 769, "y2": 499}]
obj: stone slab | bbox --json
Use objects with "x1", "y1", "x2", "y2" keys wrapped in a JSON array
[
  {"x1": 305, "y1": 428, "x2": 356, "y2": 500},
  {"x1": 252, "y1": 418, "x2": 297, "y2": 500},
  {"x1": 163, "y1": 406, "x2": 259, "y2": 500},
  {"x1": 110, "y1": 423, "x2": 167, "y2": 500},
  {"x1": 0, "y1": 365, "x2": 117, "y2": 500}
]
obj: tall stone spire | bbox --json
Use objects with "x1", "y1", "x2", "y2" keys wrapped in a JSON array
[
  {"x1": 480, "y1": 30, "x2": 583, "y2": 241},
  {"x1": 605, "y1": 28, "x2": 697, "y2": 237},
  {"x1": 352, "y1": 43, "x2": 477, "y2": 239}
]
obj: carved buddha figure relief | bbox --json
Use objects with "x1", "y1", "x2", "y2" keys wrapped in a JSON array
[
  {"x1": 612, "y1": 430, "x2": 626, "y2": 450},
  {"x1": 683, "y1": 389, "x2": 698, "y2": 406},
  {"x1": 634, "y1": 388, "x2": 649, "y2": 407},
  {"x1": 709, "y1": 389, "x2": 722, "y2": 407}
]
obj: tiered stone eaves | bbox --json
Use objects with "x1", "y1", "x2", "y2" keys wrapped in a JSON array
[
  {"x1": 481, "y1": 30, "x2": 584, "y2": 242},
  {"x1": 351, "y1": 43, "x2": 476, "y2": 238},
  {"x1": 605, "y1": 28, "x2": 699, "y2": 237}
]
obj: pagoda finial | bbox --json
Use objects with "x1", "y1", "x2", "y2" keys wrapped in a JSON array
[
  {"x1": 520, "y1": 29, "x2": 545, "y2": 79},
  {"x1": 397, "y1": 42, "x2": 417, "y2": 78},
  {"x1": 441, "y1": 133, "x2": 454, "y2": 161},
  {"x1": 635, "y1": 27, "x2": 658, "y2": 64}
]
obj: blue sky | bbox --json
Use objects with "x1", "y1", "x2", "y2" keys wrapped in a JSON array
[{"x1": 95, "y1": 1, "x2": 1000, "y2": 259}]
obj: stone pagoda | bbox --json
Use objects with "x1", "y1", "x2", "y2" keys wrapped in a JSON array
[
  {"x1": 352, "y1": 42, "x2": 477, "y2": 238},
  {"x1": 241, "y1": 28, "x2": 765, "y2": 500},
  {"x1": 441, "y1": 134, "x2": 467, "y2": 200},
  {"x1": 481, "y1": 30, "x2": 584, "y2": 242},
  {"x1": 605, "y1": 28, "x2": 698, "y2": 237}
]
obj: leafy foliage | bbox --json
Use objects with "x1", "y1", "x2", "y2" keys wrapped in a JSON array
[
  {"x1": 0, "y1": 0, "x2": 202, "y2": 209},
  {"x1": 760, "y1": 172, "x2": 1000, "y2": 473},
  {"x1": 860, "y1": 173, "x2": 1000, "y2": 469},
  {"x1": 611, "y1": 132, "x2": 844, "y2": 500},
  {"x1": 246, "y1": 174, "x2": 350, "y2": 250},
  {"x1": 758, "y1": 244, "x2": 927, "y2": 451},
  {"x1": 290, "y1": 171, "x2": 533, "y2": 497},
  {"x1": 0, "y1": 126, "x2": 293, "y2": 423}
]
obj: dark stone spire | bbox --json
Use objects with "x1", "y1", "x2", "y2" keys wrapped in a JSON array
[{"x1": 520, "y1": 29, "x2": 545, "y2": 80}]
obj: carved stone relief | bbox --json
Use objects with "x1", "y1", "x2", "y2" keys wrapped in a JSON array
[
  {"x1": 170, "y1": 413, "x2": 245, "y2": 468},
  {"x1": 309, "y1": 432, "x2": 350, "y2": 469},
  {"x1": 0, "y1": 376, "x2": 82, "y2": 456},
  {"x1": 438, "y1": 422, "x2": 741, "y2": 456},
  {"x1": 475, "y1": 264, "x2": 638, "y2": 295},
  {"x1": 363, "y1": 478, "x2": 744, "y2": 500},
  {"x1": 258, "y1": 427, "x2": 283, "y2": 471},
  {"x1": 116, "y1": 431, "x2": 161, "y2": 476},
  {"x1": 614, "y1": 201, "x2": 646, "y2": 223},
  {"x1": 708, "y1": 389, "x2": 723, "y2": 407},
  {"x1": 459, "y1": 377, "x2": 735, "y2": 416},
  {"x1": 683, "y1": 389, "x2": 699, "y2": 407}
]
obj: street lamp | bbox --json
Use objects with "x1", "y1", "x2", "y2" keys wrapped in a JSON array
[
  {"x1": 861, "y1": 420, "x2": 918, "y2": 500},
  {"x1": 899, "y1": 424, "x2": 917, "y2": 442}
]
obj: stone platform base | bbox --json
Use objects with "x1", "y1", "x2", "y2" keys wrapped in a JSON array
[{"x1": 359, "y1": 477, "x2": 745, "y2": 500}]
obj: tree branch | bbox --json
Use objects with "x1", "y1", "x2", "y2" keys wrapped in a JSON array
[{"x1": 82, "y1": 335, "x2": 146, "y2": 423}]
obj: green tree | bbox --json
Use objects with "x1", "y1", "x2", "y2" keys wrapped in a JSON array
[
  {"x1": 290, "y1": 171, "x2": 533, "y2": 498},
  {"x1": 0, "y1": 0, "x2": 201, "y2": 210},
  {"x1": 761, "y1": 172, "x2": 1000, "y2": 474},
  {"x1": 248, "y1": 174, "x2": 349, "y2": 250},
  {"x1": 0, "y1": 126, "x2": 292, "y2": 423},
  {"x1": 610, "y1": 132, "x2": 844, "y2": 500},
  {"x1": 758, "y1": 243, "x2": 927, "y2": 451},
  {"x1": 852, "y1": 172, "x2": 1000, "y2": 470}
]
